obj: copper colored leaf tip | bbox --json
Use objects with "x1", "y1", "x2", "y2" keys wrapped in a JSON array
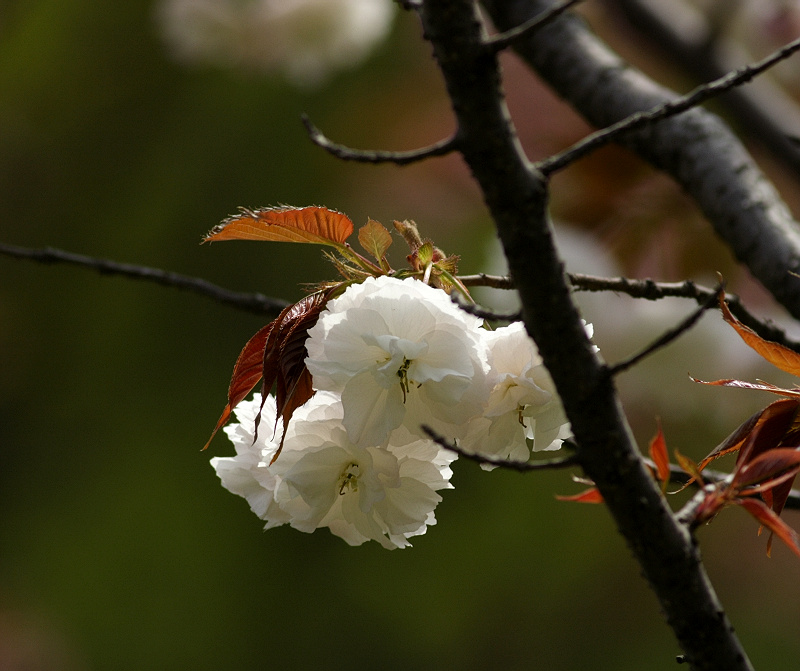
[
  {"x1": 649, "y1": 420, "x2": 670, "y2": 492},
  {"x1": 556, "y1": 487, "x2": 604, "y2": 503},
  {"x1": 204, "y1": 205, "x2": 354, "y2": 246},
  {"x1": 719, "y1": 288, "x2": 800, "y2": 377}
]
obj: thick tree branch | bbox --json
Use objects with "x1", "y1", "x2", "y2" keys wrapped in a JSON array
[
  {"x1": 605, "y1": 0, "x2": 800, "y2": 179},
  {"x1": 482, "y1": 0, "x2": 800, "y2": 323},
  {"x1": 0, "y1": 241, "x2": 288, "y2": 316},
  {"x1": 422, "y1": 1, "x2": 751, "y2": 668},
  {"x1": 538, "y1": 34, "x2": 800, "y2": 174}
]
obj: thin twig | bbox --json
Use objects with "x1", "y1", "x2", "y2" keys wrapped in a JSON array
[
  {"x1": 484, "y1": 0, "x2": 583, "y2": 53},
  {"x1": 301, "y1": 114, "x2": 460, "y2": 165},
  {"x1": 605, "y1": 284, "x2": 723, "y2": 376},
  {"x1": 461, "y1": 272, "x2": 800, "y2": 352},
  {"x1": 422, "y1": 426, "x2": 578, "y2": 472},
  {"x1": 537, "y1": 34, "x2": 800, "y2": 175},
  {"x1": 569, "y1": 274, "x2": 713, "y2": 300},
  {"x1": 569, "y1": 273, "x2": 800, "y2": 353},
  {"x1": 0, "y1": 241, "x2": 288, "y2": 316},
  {"x1": 457, "y1": 272, "x2": 515, "y2": 289},
  {"x1": 452, "y1": 298, "x2": 521, "y2": 321},
  {"x1": 608, "y1": 0, "x2": 800, "y2": 179}
]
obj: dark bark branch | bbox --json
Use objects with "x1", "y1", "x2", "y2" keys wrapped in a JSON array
[
  {"x1": 0, "y1": 241, "x2": 287, "y2": 316},
  {"x1": 605, "y1": 0, "x2": 800, "y2": 179},
  {"x1": 451, "y1": 300, "x2": 521, "y2": 321},
  {"x1": 605, "y1": 283, "x2": 722, "y2": 376},
  {"x1": 424, "y1": 1, "x2": 751, "y2": 668},
  {"x1": 301, "y1": 114, "x2": 460, "y2": 165},
  {"x1": 569, "y1": 273, "x2": 800, "y2": 353},
  {"x1": 570, "y1": 273, "x2": 800, "y2": 353},
  {"x1": 458, "y1": 272, "x2": 515, "y2": 289},
  {"x1": 482, "y1": 0, "x2": 800, "y2": 324},
  {"x1": 538, "y1": 34, "x2": 800, "y2": 174},
  {"x1": 462, "y1": 271, "x2": 800, "y2": 354}
]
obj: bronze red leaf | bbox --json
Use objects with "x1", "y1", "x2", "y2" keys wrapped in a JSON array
[{"x1": 202, "y1": 322, "x2": 274, "y2": 451}]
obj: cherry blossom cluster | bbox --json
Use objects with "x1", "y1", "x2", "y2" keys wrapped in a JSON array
[{"x1": 212, "y1": 275, "x2": 580, "y2": 548}]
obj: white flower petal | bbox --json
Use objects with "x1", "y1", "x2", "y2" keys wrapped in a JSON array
[{"x1": 306, "y1": 275, "x2": 487, "y2": 447}]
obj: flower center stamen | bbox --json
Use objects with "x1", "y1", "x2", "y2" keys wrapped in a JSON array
[
  {"x1": 338, "y1": 462, "x2": 361, "y2": 495},
  {"x1": 397, "y1": 358, "x2": 412, "y2": 403},
  {"x1": 517, "y1": 405, "x2": 528, "y2": 428}
]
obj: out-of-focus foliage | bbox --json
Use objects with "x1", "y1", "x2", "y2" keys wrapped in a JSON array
[{"x1": 2, "y1": 1, "x2": 800, "y2": 669}]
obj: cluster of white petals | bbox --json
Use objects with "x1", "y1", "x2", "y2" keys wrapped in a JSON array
[
  {"x1": 459, "y1": 322, "x2": 574, "y2": 465},
  {"x1": 212, "y1": 391, "x2": 455, "y2": 549},
  {"x1": 212, "y1": 275, "x2": 588, "y2": 548},
  {"x1": 157, "y1": 0, "x2": 396, "y2": 87},
  {"x1": 305, "y1": 276, "x2": 488, "y2": 446}
]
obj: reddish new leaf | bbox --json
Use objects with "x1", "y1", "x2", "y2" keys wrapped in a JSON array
[
  {"x1": 735, "y1": 447, "x2": 800, "y2": 490},
  {"x1": 556, "y1": 487, "x2": 604, "y2": 504},
  {"x1": 257, "y1": 290, "x2": 334, "y2": 462},
  {"x1": 735, "y1": 398, "x2": 800, "y2": 466},
  {"x1": 203, "y1": 289, "x2": 334, "y2": 455},
  {"x1": 720, "y1": 291, "x2": 800, "y2": 377},
  {"x1": 696, "y1": 403, "x2": 779, "y2": 469},
  {"x1": 690, "y1": 376, "x2": 800, "y2": 398},
  {"x1": 202, "y1": 322, "x2": 274, "y2": 451},
  {"x1": 737, "y1": 498, "x2": 800, "y2": 559},
  {"x1": 204, "y1": 206, "x2": 354, "y2": 246},
  {"x1": 648, "y1": 421, "x2": 670, "y2": 491}
]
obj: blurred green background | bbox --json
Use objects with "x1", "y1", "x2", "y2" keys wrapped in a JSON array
[{"x1": 2, "y1": 1, "x2": 800, "y2": 669}]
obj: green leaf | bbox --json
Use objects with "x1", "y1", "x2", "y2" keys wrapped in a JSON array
[{"x1": 357, "y1": 218, "x2": 393, "y2": 266}]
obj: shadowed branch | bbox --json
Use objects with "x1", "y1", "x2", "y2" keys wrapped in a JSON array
[{"x1": 0, "y1": 241, "x2": 288, "y2": 316}]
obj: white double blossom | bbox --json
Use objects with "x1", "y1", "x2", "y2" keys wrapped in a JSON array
[
  {"x1": 212, "y1": 275, "x2": 589, "y2": 548},
  {"x1": 211, "y1": 392, "x2": 455, "y2": 549},
  {"x1": 210, "y1": 394, "x2": 291, "y2": 529},
  {"x1": 460, "y1": 322, "x2": 576, "y2": 464},
  {"x1": 305, "y1": 275, "x2": 488, "y2": 447}
]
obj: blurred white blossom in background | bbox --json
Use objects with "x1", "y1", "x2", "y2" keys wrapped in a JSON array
[{"x1": 156, "y1": 0, "x2": 397, "y2": 86}]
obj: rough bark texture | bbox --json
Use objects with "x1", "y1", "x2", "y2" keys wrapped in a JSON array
[
  {"x1": 422, "y1": 1, "x2": 753, "y2": 668},
  {"x1": 483, "y1": 0, "x2": 800, "y2": 322}
]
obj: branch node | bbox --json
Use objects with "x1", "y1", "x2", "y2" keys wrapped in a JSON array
[
  {"x1": 605, "y1": 282, "x2": 723, "y2": 377},
  {"x1": 483, "y1": 0, "x2": 583, "y2": 54}
]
